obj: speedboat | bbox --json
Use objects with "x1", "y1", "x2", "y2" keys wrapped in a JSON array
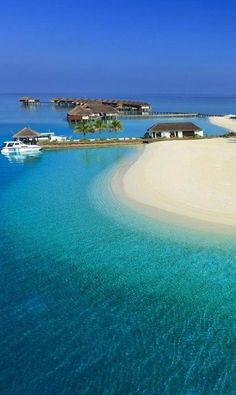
[{"x1": 1, "y1": 141, "x2": 42, "y2": 154}]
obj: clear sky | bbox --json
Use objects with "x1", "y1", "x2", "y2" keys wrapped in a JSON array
[{"x1": 1, "y1": 0, "x2": 236, "y2": 95}]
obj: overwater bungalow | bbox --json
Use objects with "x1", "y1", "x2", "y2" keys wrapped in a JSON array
[
  {"x1": 52, "y1": 97, "x2": 151, "y2": 116},
  {"x1": 67, "y1": 103, "x2": 119, "y2": 122},
  {"x1": 52, "y1": 97, "x2": 77, "y2": 106},
  {"x1": 51, "y1": 97, "x2": 61, "y2": 103},
  {"x1": 67, "y1": 106, "x2": 93, "y2": 122},
  {"x1": 88, "y1": 103, "x2": 119, "y2": 119},
  {"x1": 19, "y1": 96, "x2": 40, "y2": 104},
  {"x1": 148, "y1": 122, "x2": 204, "y2": 139},
  {"x1": 102, "y1": 99, "x2": 151, "y2": 114},
  {"x1": 13, "y1": 127, "x2": 40, "y2": 144}
]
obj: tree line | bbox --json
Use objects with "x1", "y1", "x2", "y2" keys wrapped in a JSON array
[{"x1": 74, "y1": 119, "x2": 123, "y2": 137}]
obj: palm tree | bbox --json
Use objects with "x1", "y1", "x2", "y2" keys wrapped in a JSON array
[
  {"x1": 88, "y1": 122, "x2": 95, "y2": 134},
  {"x1": 74, "y1": 120, "x2": 90, "y2": 137},
  {"x1": 93, "y1": 119, "x2": 106, "y2": 133},
  {"x1": 109, "y1": 119, "x2": 123, "y2": 133}
]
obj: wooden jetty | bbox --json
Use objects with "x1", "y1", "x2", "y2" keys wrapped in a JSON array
[{"x1": 39, "y1": 138, "x2": 144, "y2": 150}]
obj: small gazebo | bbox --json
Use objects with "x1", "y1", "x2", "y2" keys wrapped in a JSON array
[{"x1": 13, "y1": 127, "x2": 40, "y2": 144}]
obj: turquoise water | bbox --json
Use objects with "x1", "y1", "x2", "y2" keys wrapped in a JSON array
[{"x1": 0, "y1": 95, "x2": 236, "y2": 394}]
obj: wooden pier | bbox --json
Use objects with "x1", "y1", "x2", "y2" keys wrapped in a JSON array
[
  {"x1": 39, "y1": 138, "x2": 144, "y2": 150},
  {"x1": 118, "y1": 112, "x2": 199, "y2": 119},
  {"x1": 39, "y1": 135, "x2": 215, "y2": 151}
]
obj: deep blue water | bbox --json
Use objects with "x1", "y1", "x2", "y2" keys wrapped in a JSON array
[{"x1": 0, "y1": 94, "x2": 235, "y2": 394}]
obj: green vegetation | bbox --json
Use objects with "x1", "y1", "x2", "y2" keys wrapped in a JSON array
[
  {"x1": 143, "y1": 132, "x2": 151, "y2": 139},
  {"x1": 74, "y1": 120, "x2": 93, "y2": 136},
  {"x1": 73, "y1": 119, "x2": 123, "y2": 137},
  {"x1": 93, "y1": 119, "x2": 106, "y2": 133},
  {"x1": 108, "y1": 119, "x2": 123, "y2": 133}
]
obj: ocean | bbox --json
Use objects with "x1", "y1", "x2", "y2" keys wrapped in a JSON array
[{"x1": 0, "y1": 94, "x2": 235, "y2": 394}]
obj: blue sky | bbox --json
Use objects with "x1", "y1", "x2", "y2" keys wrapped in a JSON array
[{"x1": 1, "y1": 0, "x2": 236, "y2": 94}]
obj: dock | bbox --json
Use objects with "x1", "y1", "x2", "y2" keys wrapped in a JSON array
[
  {"x1": 118, "y1": 112, "x2": 199, "y2": 119},
  {"x1": 39, "y1": 135, "x2": 216, "y2": 150},
  {"x1": 39, "y1": 138, "x2": 144, "y2": 150}
]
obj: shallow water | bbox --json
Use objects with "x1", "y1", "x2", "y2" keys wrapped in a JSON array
[
  {"x1": 0, "y1": 145, "x2": 235, "y2": 395},
  {"x1": 0, "y1": 95, "x2": 235, "y2": 394}
]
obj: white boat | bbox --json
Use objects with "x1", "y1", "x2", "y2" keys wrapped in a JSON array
[{"x1": 1, "y1": 141, "x2": 42, "y2": 154}]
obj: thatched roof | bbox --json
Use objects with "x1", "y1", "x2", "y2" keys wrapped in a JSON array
[
  {"x1": 68, "y1": 106, "x2": 93, "y2": 116},
  {"x1": 102, "y1": 99, "x2": 150, "y2": 107},
  {"x1": 13, "y1": 127, "x2": 40, "y2": 138},
  {"x1": 52, "y1": 97, "x2": 150, "y2": 109},
  {"x1": 88, "y1": 103, "x2": 119, "y2": 114},
  {"x1": 19, "y1": 96, "x2": 31, "y2": 101},
  {"x1": 68, "y1": 103, "x2": 119, "y2": 116},
  {"x1": 19, "y1": 96, "x2": 39, "y2": 102},
  {"x1": 148, "y1": 122, "x2": 202, "y2": 132},
  {"x1": 51, "y1": 97, "x2": 61, "y2": 102}
]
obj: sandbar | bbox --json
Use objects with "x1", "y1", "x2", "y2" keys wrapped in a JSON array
[
  {"x1": 209, "y1": 116, "x2": 236, "y2": 133},
  {"x1": 112, "y1": 139, "x2": 236, "y2": 229}
]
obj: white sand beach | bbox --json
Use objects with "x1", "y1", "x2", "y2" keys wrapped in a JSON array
[
  {"x1": 113, "y1": 139, "x2": 236, "y2": 228},
  {"x1": 209, "y1": 116, "x2": 236, "y2": 133}
]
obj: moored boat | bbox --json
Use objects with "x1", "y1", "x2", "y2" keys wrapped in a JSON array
[{"x1": 1, "y1": 141, "x2": 42, "y2": 154}]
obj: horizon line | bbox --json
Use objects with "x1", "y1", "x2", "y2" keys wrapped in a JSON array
[{"x1": 1, "y1": 92, "x2": 236, "y2": 98}]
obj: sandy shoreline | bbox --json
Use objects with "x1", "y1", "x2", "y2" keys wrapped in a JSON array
[
  {"x1": 112, "y1": 139, "x2": 236, "y2": 229},
  {"x1": 209, "y1": 116, "x2": 236, "y2": 133}
]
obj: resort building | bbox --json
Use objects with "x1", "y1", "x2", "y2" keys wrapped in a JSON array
[
  {"x1": 51, "y1": 97, "x2": 151, "y2": 119},
  {"x1": 13, "y1": 127, "x2": 40, "y2": 144},
  {"x1": 67, "y1": 106, "x2": 93, "y2": 122},
  {"x1": 67, "y1": 103, "x2": 119, "y2": 122},
  {"x1": 13, "y1": 127, "x2": 67, "y2": 143},
  {"x1": 148, "y1": 122, "x2": 204, "y2": 139},
  {"x1": 19, "y1": 96, "x2": 40, "y2": 104},
  {"x1": 51, "y1": 97, "x2": 78, "y2": 106},
  {"x1": 100, "y1": 99, "x2": 151, "y2": 114},
  {"x1": 86, "y1": 103, "x2": 119, "y2": 119}
]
